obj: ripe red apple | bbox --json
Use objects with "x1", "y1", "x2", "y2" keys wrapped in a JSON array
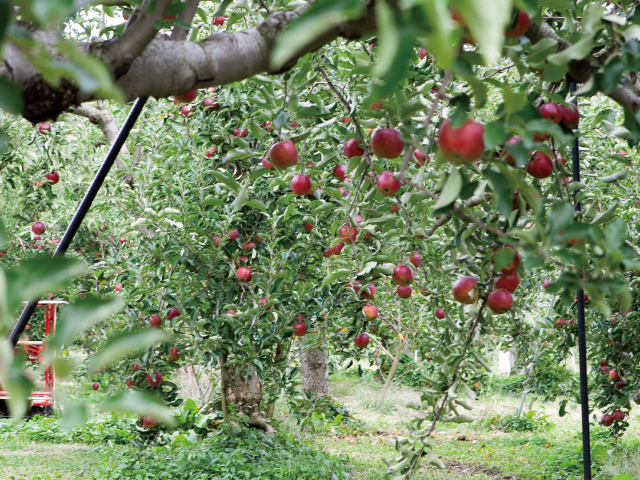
[
  {"x1": 175, "y1": 90, "x2": 198, "y2": 103},
  {"x1": 418, "y1": 47, "x2": 428, "y2": 60},
  {"x1": 32, "y1": 222, "x2": 46, "y2": 235},
  {"x1": 339, "y1": 224, "x2": 358, "y2": 244},
  {"x1": 332, "y1": 164, "x2": 347, "y2": 180},
  {"x1": 492, "y1": 245, "x2": 521, "y2": 274},
  {"x1": 149, "y1": 314, "x2": 162, "y2": 328},
  {"x1": 45, "y1": 171, "x2": 60, "y2": 184},
  {"x1": 237, "y1": 266, "x2": 252, "y2": 283},
  {"x1": 494, "y1": 272, "x2": 520, "y2": 293},
  {"x1": 390, "y1": 205, "x2": 400, "y2": 213},
  {"x1": 213, "y1": 16, "x2": 224, "y2": 26},
  {"x1": 601, "y1": 414, "x2": 614, "y2": 427},
  {"x1": 600, "y1": 366, "x2": 610, "y2": 376},
  {"x1": 435, "y1": 308, "x2": 445, "y2": 319},
  {"x1": 226, "y1": 229, "x2": 240, "y2": 241},
  {"x1": 115, "y1": 283, "x2": 123, "y2": 292},
  {"x1": 370, "y1": 129, "x2": 405, "y2": 159},
  {"x1": 609, "y1": 369, "x2": 620, "y2": 381},
  {"x1": 168, "y1": 307, "x2": 181, "y2": 320},
  {"x1": 409, "y1": 253, "x2": 421, "y2": 268},
  {"x1": 370, "y1": 100, "x2": 384, "y2": 110},
  {"x1": 392, "y1": 265, "x2": 414, "y2": 286},
  {"x1": 533, "y1": 131, "x2": 549, "y2": 142},
  {"x1": 363, "y1": 305, "x2": 379, "y2": 320},
  {"x1": 38, "y1": 122, "x2": 51, "y2": 135},
  {"x1": 397, "y1": 286, "x2": 412, "y2": 298},
  {"x1": 377, "y1": 171, "x2": 401, "y2": 196},
  {"x1": 601, "y1": 360, "x2": 609, "y2": 367},
  {"x1": 206, "y1": 147, "x2": 218, "y2": 158},
  {"x1": 181, "y1": 105, "x2": 193, "y2": 117},
  {"x1": 167, "y1": 346, "x2": 181, "y2": 362},
  {"x1": 438, "y1": 119, "x2": 485, "y2": 164},
  {"x1": 203, "y1": 98, "x2": 219, "y2": 111},
  {"x1": 293, "y1": 322, "x2": 307, "y2": 336},
  {"x1": 228, "y1": 309, "x2": 236, "y2": 315},
  {"x1": 487, "y1": 288, "x2": 513, "y2": 314},
  {"x1": 354, "y1": 334, "x2": 370, "y2": 348},
  {"x1": 543, "y1": 279, "x2": 550, "y2": 289},
  {"x1": 612, "y1": 410, "x2": 625, "y2": 422},
  {"x1": 291, "y1": 174, "x2": 312, "y2": 195},
  {"x1": 560, "y1": 103, "x2": 579, "y2": 129},
  {"x1": 269, "y1": 140, "x2": 298, "y2": 169},
  {"x1": 140, "y1": 415, "x2": 158, "y2": 429},
  {"x1": 414, "y1": 149, "x2": 429, "y2": 166},
  {"x1": 147, "y1": 371, "x2": 163, "y2": 386},
  {"x1": 616, "y1": 378, "x2": 626, "y2": 389},
  {"x1": 360, "y1": 283, "x2": 376, "y2": 299},
  {"x1": 132, "y1": 364, "x2": 142, "y2": 371},
  {"x1": 304, "y1": 222, "x2": 314, "y2": 232},
  {"x1": 344, "y1": 139, "x2": 365, "y2": 159},
  {"x1": 505, "y1": 10, "x2": 531, "y2": 37},
  {"x1": 554, "y1": 318, "x2": 567, "y2": 329},
  {"x1": 333, "y1": 241, "x2": 345, "y2": 255},
  {"x1": 92, "y1": 382, "x2": 99, "y2": 390},
  {"x1": 452, "y1": 276, "x2": 478, "y2": 304},
  {"x1": 539, "y1": 102, "x2": 562, "y2": 123},
  {"x1": 120, "y1": 237, "x2": 126, "y2": 244},
  {"x1": 126, "y1": 379, "x2": 136, "y2": 388}
]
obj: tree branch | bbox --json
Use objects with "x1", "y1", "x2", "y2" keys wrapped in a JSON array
[{"x1": 170, "y1": 0, "x2": 201, "y2": 42}]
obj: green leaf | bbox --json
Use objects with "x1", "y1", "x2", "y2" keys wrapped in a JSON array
[
  {"x1": 501, "y1": 84, "x2": 527, "y2": 114},
  {"x1": 211, "y1": 171, "x2": 240, "y2": 193},
  {"x1": 418, "y1": 0, "x2": 456, "y2": 67},
  {"x1": 61, "y1": 403, "x2": 88, "y2": 430},
  {"x1": 456, "y1": 0, "x2": 511, "y2": 65},
  {"x1": 612, "y1": 474, "x2": 634, "y2": 480},
  {"x1": 232, "y1": 180, "x2": 250, "y2": 212},
  {"x1": 88, "y1": 329, "x2": 170, "y2": 373},
  {"x1": 372, "y1": 0, "x2": 399, "y2": 78},
  {"x1": 49, "y1": 297, "x2": 123, "y2": 350},
  {"x1": 434, "y1": 167, "x2": 462, "y2": 210},
  {"x1": 548, "y1": 201, "x2": 574, "y2": 236},
  {"x1": 0, "y1": 0, "x2": 10, "y2": 44},
  {"x1": 11, "y1": 257, "x2": 86, "y2": 305},
  {"x1": 101, "y1": 391, "x2": 177, "y2": 426},
  {"x1": 245, "y1": 200, "x2": 266, "y2": 212},
  {"x1": 0, "y1": 79, "x2": 23, "y2": 115},
  {"x1": 548, "y1": 35, "x2": 595, "y2": 66},
  {"x1": 321, "y1": 269, "x2": 351, "y2": 287},
  {"x1": 591, "y1": 444, "x2": 609, "y2": 465},
  {"x1": 528, "y1": 38, "x2": 558, "y2": 63},
  {"x1": 484, "y1": 169, "x2": 514, "y2": 218}
]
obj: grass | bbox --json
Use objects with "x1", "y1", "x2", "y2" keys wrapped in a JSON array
[{"x1": 2, "y1": 371, "x2": 640, "y2": 479}]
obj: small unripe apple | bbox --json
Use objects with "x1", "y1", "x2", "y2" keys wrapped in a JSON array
[
  {"x1": 452, "y1": 276, "x2": 478, "y2": 304},
  {"x1": 494, "y1": 272, "x2": 520, "y2": 293},
  {"x1": 46, "y1": 171, "x2": 60, "y2": 184},
  {"x1": 149, "y1": 314, "x2": 162, "y2": 328},
  {"x1": 339, "y1": 223, "x2": 358, "y2": 244},
  {"x1": 38, "y1": 122, "x2": 51, "y2": 135},
  {"x1": 526, "y1": 152, "x2": 554, "y2": 179},
  {"x1": 354, "y1": 333, "x2": 370, "y2": 348},
  {"x1": 344, "y1": 139, "x2": 365, "y2": 159},
  {"x1": 147, "y1": 371, "x2": 163, "y2": 386},
  {"x1": 435, "y1": 308, "x2": 445, "y2": 319},
  {"x1": 612, "y1": 410, "x2": 625, "y2": 422},
  {"x1": 377, "y1": 171, "x2": 401, "y2": 196},
  {"x1": 269, "y1": 140, "x2": 298, "y2": 169},
  {"x1": 360, "y1": 283, "x2": 376, "y2": 299},
  {"x1": 167, "y1": 346, "x2": 181, "y2": 362},
  {"x1": 115, "y1": 284, "x2": 123, "y2": 292},
  {"x1": 560, "y1": 103, "x2": 579, "y2": 129},
  {"x1": 168, "y1": 307, "x2": 181, "y2": 320},
  {"x1": 505, "y1": 10, "x2": 531, "y2": 37},
  {"x1": 237, "y1": 266, "x2": 252, "y2": 283},
  {"x1": 175, "y1": 90, "x2": 198, "y2": 103},
  {"x1": 409, "y1": 253, "x2": 421, "y2": 268},
  {"x1": 392, "y1": 265, "x2": 414, "y2": 286},
  {"x1": 92, "y1": 382, "x2": 99, "y2": 390},
  {"x1": 539, "y1": 102, "x2": 562, "y2": 124},
  {"x1": 487, "y1": 288, "x2": 513, "y2": 314},
  {"x1": 418, "y1": 47, "x2": 428, "y2": 60},
  {"x1": 601, "y1": 414, "x2": 614, "y2": 426},
  {"x1": 293, "y1": 322, "x2": 307, "y2": 336},
  {"x1": 439, "y1": 119, "x2": 485, "y2": 164},
  {"x1": 291, "y1": 174, "x2": 312, "y2": 195},
  {"x1": 371, "y1": 129, "x2": 404, "y2": 159},
  {"x1": 203, "y1": 98, "x2": 219, "y2": 111},
  {"x1": 32, "y1": 222, "x2": 46, "y2": 235},
  {"x1": 363, "y1": 305, "x2": 379, "y2": 320},
  {"x1": 397, "y1": 286, "x2": 412, "y2": 298},
  {"x1": 181, "y1": 105, "x2": 193, "y2": 117}
]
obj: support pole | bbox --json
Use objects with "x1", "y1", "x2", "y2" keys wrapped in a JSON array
[
  {"x1": 570, "y1": 82, "x2": 591, "y2": 480},
  {"x1": 9, "y1": 97, "x2": 148, "y2": 347}
]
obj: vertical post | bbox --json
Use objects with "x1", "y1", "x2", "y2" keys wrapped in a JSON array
[
  {"x1": 570, "y1": 82, "x2": 591, "y2": 480},
  {"x1": 8, "y1": 97, "x2": 148, "y2": 347}
]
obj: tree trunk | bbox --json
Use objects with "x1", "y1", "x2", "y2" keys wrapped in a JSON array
[
  {"x1": 300, "y1": 337, "x2": 329, "y2": 397},
  {"x1": 380, "y1": 342, "x2": 403, "y2": 400},
  {"x1": 266, "y1": 342, "x2": 284, "y2": 419}
]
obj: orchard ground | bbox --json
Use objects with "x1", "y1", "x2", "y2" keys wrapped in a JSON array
[{"x1": 1, "y1": 363, "x2": 639, "y2": 480}]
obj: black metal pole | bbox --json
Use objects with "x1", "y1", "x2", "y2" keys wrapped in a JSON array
[
  {"x1": 570, "y1": 82, "x2": 591, "y2": 480},
  {"x1": 9, "y1": 97, "x2": 148, "y2": 347}
]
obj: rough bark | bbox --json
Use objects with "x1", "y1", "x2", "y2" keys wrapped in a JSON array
[
  {"x1": 300, "y1": 337, "x2": 329, "y2": 397},
  {"x1": 380, "y1": 341, "x2": 403, "y2": 400},
  {"x1": 266, "y1": 341, "x2": 284, "y2": 419},
  {"x1": 223, "y1": 362, "x2": 274, "y2": 433}
]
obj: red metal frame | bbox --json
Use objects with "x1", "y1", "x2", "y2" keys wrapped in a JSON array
[{"x1": 0, "y1": 301, "x2": 65, "y2": 411}]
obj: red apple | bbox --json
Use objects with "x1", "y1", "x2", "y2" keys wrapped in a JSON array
[
  {"x1": 370, "y1": 129, "x2": 405, "y2": 159},
  {"x1": 92, "y1": 382, "x2": 99, "y2": 390},
  {"x1": 175, "y1": 90, "x2": 198, "y2": 103},
  {"x1": 237, "y1": 266, "x2": 252, "y2": 283},
  {"x1": 560, "y1": 103, "x2": 579, "y2": 129},
  {"x1": 539, "y1": 102, "x2": 562, "y2": 123},
  {"x1": 487, "y1": 288, "x2": 513, "y2": 314},
  {"x1": 363, "y1": 305, "x2": 379, "y2": 320},
  {"x1": 609, "y1": 369, "x2": 620, "y2": 381},
  {"x1": 228, "y1": 309, "x2": 236, "y2": 315},
  {"x1": 45, "y1": 171, "x2": 60, "y2": 184},
  {"x1": 633, "y1": 393, "x2": 640, "y2": 405},
  {"x1": 333, "y1": 164, "x2": 347, "y2": 180},
  {"x1": 268, "y1": 140, "x2": 298, "y2": 169},
  {"x1": 370, "y1": 101, "x2": 384, "y2": 111},
  {"x1": 392, "y1": 265, "x2": 414, "y2": 286},
  {"x1": 414, "y1": 149, "x2": 429, "y2": 166},
  {"x1": 492, "y1": 245, "x2": 521, "y2": 274},
  {"x1": 115, "y1": 283, "x2": 123, "y2": 292},
  {"x1": 293, "y1": 322, "x2": 307, "y2": 336},
  {"x1": 555, "y1": 318, "x2": 567, "y2": 329},
  {"x1": 435, "y1": 308, "x2": 445, "y2": 319},
  {"x1": 146, "y1": 371, "x2": 163, "y2": 386},
  {"x1": 304, "y1": 222, "x2": 314, "y2": 231},
  {"x1": 126, "y1": 379, "x2": 136, "y2": 388},
  {"x1": 397, "y1": 285, "x2": 412, "y2": 298},
  {"x1": 149, "y1": 314, "x2": 162, "y2": 328},
  {"x1": 38, "y1": 122, "x2": 51, "y2": 135},
  {"x1": 132, "y1": 364, "x2": 142, "y2": 371},
  {"x1": 409, "y1": 253, "x2": 421, "y2": 268},
  {"x1": 333, "y1": 241, "x2": 345, "y2": 254},
  {"x1": 612, "y1": 410, "x2": 625, "y2": 422},
  {"x1": 339, "y1": 224, "x2": 358, "y2": 244},
  {"x1": 452, "y1": 276, "x2": 478, "y2": 304},
  {"x1": 601, "y1": 360, "x2": 609, "y2": 367},
  {"x1": 167, "y1": 346, "x2": 181, "y2": 362},
  {"x1": 291, "y1": 174, "x2": 312, "y2": 195},
  {"x1": 439, "y1": 119, "x2": 485, "y2": 164},
  {"x1": 533, "y1": 131, "x2": 549, "y2": 142},
  {"x1": 601, "y1": 414, "x2": 614, "y2": 426},
  {"x1": 32, "y1": 222, "x2": 46, "y2": 235},
  {"x1": 206, "y1": 147, "x2": 218, "y2": 158},
  {"x1": 616, "y1": 378, "x2": 626, "y2": 389},
  {"x1": 601, "y1": 366, "x2": 610, "y2": 376},
  {"x1": 181, "y1": 105, "x2": 193, "y2": 117},
  {"x1": 168, "y1": 307, "x2": 181, "y2": 320},
  {"x1": 526, "y1": 152, "x2": 554, "y2": 179},
  {"x1": 354, "y1": 334, "x2": 370, "y2": 348},
  {"x1": 203, "y1": 98, "x2": 219, "y2": 111},
  {"x1": 120, "y1": 237, "x2": 126, "y2": 244},
  {"x1": 543, "y1": 279, "x2": 550, "y2": 289},
  {"x1": 226, "y1": 229, "x2": 240, "y2": 241},
  {"x1": 213, "y1": 16, "x2": 224, "y2": 26},
  {"x1": 494, "y1": 272, "x2": 520, "y2": 293},
  {"x1": 505, "y1": 10, "x2": 531, "y2": 37},
  {"x1": 377, "y1": 171, "x2": 401, "y2": 196},
  {"x1": 344, "y1": 139, "x2": 365, "y2": 159},
  {"x1": 418, "y1": 47, "x2": 428, "y2": 59},
  {"x1": 390, "y1": 205, "x2": 401, "y2": 213},
  {"x1": 503, "y1": 136, "x2": 522, "y2": 165},
  {"x1": 360, "y1": 283, "x2": 376, "y2": 299}
]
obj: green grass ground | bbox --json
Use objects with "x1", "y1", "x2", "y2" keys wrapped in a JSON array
[{"x1": 1, "y1": 373, "x2": 640, "y2": 479}]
